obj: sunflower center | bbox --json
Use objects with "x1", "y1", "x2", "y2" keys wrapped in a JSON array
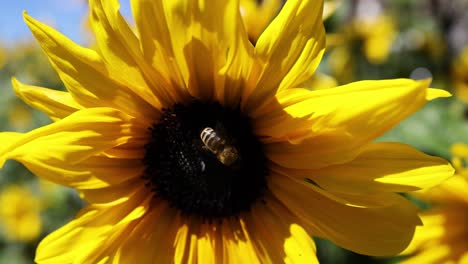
[{"x1": 143, "y1": 100, "x2": 268, "y2": 218}]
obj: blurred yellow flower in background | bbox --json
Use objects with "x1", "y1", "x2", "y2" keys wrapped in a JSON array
[
  {"x1": 7, "y1": 101, "x2": 33, "y2": 131},
  {"x1": 401, "y1": 143, "x2": 468, "y2": 264},
  {"x1": 452, "y1": 47, "x2": 468, "y2": 103},
  {"x1": 353, "y1": 15, "x2": 397, "y2": 65},
  {"x1": 0, "y1": 185, "x2": 42, "y2": 242},
  {"x1": 327, "y1": 6, "x2": 398, "y2": 84},
  {"x1": 328, "y1": 44, "x2": 354, "y2": 83}
]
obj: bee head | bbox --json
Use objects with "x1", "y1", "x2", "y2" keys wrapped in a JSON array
[{"x1": 219, "y1": 146, "x2": 239, "y2": 166}]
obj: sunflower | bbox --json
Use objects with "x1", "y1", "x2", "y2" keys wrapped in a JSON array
[
  {"x1": 401, "y1": 143, "x2": 468, "y2": 264},
  {"x1": 0, "y1": 0, "x2": 454, "y2": 263}
]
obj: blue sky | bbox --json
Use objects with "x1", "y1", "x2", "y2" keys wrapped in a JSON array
[{"x1": 0, "y1": 0, "x2": 131, "y2": 46}]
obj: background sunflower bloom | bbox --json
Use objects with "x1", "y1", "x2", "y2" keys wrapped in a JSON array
[
  {"x1": 0, "y1": 185, "x2": 42, "y2": 242},
  {"x1": 0, "y1": 0, "x2": 455, "y2": 263},
  {"x1": 401, "y1": 143, "x2": 468, "y2": 264}
]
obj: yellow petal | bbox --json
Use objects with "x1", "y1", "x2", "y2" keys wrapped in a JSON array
[
  {"x1": 0, "y1": 108, "x2": 146, "y2": 188},
  {"x1": 244, "y1": 202, "x2": 287, "y2": 263},
  {"x1": 116, "y1": 201, "x2": 184, "y2": 263},
  {"x1": 400, "y1": 244, "x2": 451, "y2": 264},
  {"x1": 197, "y1": 222, "x2": 217, "y2": 264},
  {"x1": 273, "y1": 142, "x2": 454, "y2": 194},
  {"x1": 35, "y1": 185, "x2": 150, "y2": 263},
  {"x1": 130, "y1": 0, "x2": 191, "y2": 96},
  {"x1": 193, "y1": 0, "x2": 254, "y2": 106},
  {"x1": 426, "y1": 88, "x2": 451, "y2": 100},
  {"x1": 23, "y1": 12, "x2": 158, "y2": 125},
  {"x1": 245, "y1": 0, "x2": 326, "y2": 110},
  {"x1": 186, "y1": 0, "x2": 255, "y2": 107},
  {"x1": 280, "y1": 168, "x2": 418, "y2": 209},
  {"x1": 41, "y1": 155, "x2": 144, "y2": 190},
  {"x1": 101, "y1": 143, "x2": 146, "y2": 160},
  {"x1": 217, "y1": 219, "x2": 258, "y2": 264},
  {"x1": 12, "y1": 78, "x2": 81, "y2": 121},
  {"x1": 260, "y1": 79, "x2": 443, "y2": 169},
  {"x1": 89, "y1": 0, "x2": 183, "y2": 106},
  {"x1": 284, "y1": 224, "x2": 319, "y2": 264},
  {"x1": 417, "y1": 174, "x2": 468, "y2": 204},
  {"x1": 245, "y1": 196, "x2": 319, "y2": 264},
  {"x1": 79, "y1": 178, "x2": 145, "y2": 204},
  {"x1": 402, "y1": 211, "x2": 449, "y2": 254},
  {"x1": 269, "y1": 173, "x2": 422, "y2": 256},
  {"x1": 0, "y1": 132, "x2": 22, "y2": 157},
  {"x1": 131, "y1": 0, "x2": 254, "y2": 106}
]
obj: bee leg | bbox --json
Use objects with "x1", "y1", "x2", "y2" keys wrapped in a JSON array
[{"x1": 200, "y1": 161, "x2": 206, "y2": 172}]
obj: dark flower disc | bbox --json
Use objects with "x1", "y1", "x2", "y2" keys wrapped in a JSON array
[{"x1": 143, "y1": 100, "x2": 268, "y2": 219}]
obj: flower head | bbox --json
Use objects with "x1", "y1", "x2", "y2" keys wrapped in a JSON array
[
  {"x1": 401, "y1": 143, "x2": 468, "y2": 264},
  {"x1": 0, "y1": 0, "x2": 454, "y2": 262}
]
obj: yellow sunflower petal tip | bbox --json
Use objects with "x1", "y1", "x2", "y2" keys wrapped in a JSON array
[
  {"x1": 426, "y1": 88, "x2": 452, "y2": 100},
  {"x1": 22, "y1": 12, "x2": 34, "y2": 27},
  {"x1": 413, "y1": 78, "x2": 452, "y2": 100},
  {"x1": 23, "y1": 11, "x2": 40, "y2": 28},
  {"x1": 11, "y1": 77, "x2": 20, "y2": 90}
]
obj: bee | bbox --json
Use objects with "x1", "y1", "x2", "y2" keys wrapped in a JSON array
[{"x1": 200, "y1": 127, "x2": 239, "y2": 166}]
